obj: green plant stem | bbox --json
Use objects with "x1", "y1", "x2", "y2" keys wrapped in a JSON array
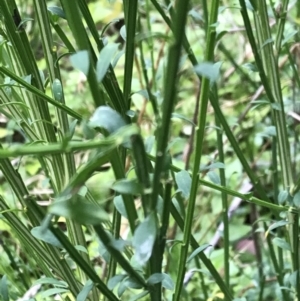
[
  {"x1": 274, "y1": 0, "x2": 289, "y2": 54},
  {"x1": 257, "y1": 0, "x2": 292, "y2": 188},
  {"x1": 288, "y1": 209, "x2": 300, "y2": 299},
  {"x1": 94, "y1": 224, "x2": 147, "y2": 289},
  {"x1": 151, "y1": 0, "x2": 273, "y2": 202},
  {"x1": 77, "y1": 0, "x2": 127, "y2": 115},
  {"x1": 148, "y1": 153, "x2": 289, "y2": 212},
  {"x1": 0, "y1": 66, "x2": 82, "y2": 120},
  {"x1": 122, "y1": 0, "x2": 138, "y2": 108},
  {"x1": 151, "y1": 0, "x2": 190, "y2": 214},
  {"x1": 264, "y1": 222, "x2": 290, "y2": 301},
  {"x1": 170, "y1": 202, "x2": 233, "y2": 300},
  {"x1": 60, "y1": 0, "x2": 102, "y2": 108},
  {"x1": 173, "y1": 1, "x2": 220, "y2": 299},
  {"x1": 214, "y1": 88, "x2": 229, "y2": 287},
  {"x1": 239, "y1": 0, "x2": 293, "y2": 190}
]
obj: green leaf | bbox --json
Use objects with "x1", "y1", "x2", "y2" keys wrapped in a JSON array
[
  {"x1": 33, "y1": 277, "x2": 68, "y2": 288},
  {"x1": 96, "y1": 43, "x2": 119, "y2": 83},
  {"x1": 70, "y1": 50, "x2": 90, "y2": 76},
  {"x1": 242, "y1": 62, "x2": 258, "y2": 72},
  {"x1": 107, "y1": 274, "x2": 127, "y2": 290},
  {"x1": 161, "y1": 273, "x2": 174, "y2": 290},
  {"x1": 147, "y1": 273, "x2": 174, "y2": 290},
  {"x1": 129, "y1": 291, "x2": 149, "y2": 301},
  {"x1": 194, "y1": 61, "x2": 222, "y2": 83},
  {"x1": 120, "y1": 25, "x2": 126, "y2": 41},
  {"x1": 288, "y1": 271, "x2": 298, "y2": 289},
  {"x1": 188, "y1": 9, "x2": 203, "y2": 22},
  {"x1": 260, "y1": 38, "x2": 274, "y2": 49},
  {"x1": 175, "y1": 170, "x2": 191, "y2": 199},
  {"x1": 39, "y1": 288, "x2": 69, "y2": 298},
  {"x1": 123, "y1": 277, "x2": 143, "y2": 289},
  {"x1": 31, "y1": 226, "x2": 64, "y2": 249},
  {"x1": 272, "y1": 237, "x2": 291, "y2": 251},
  {"x1": 278, "y1": 190, "x2": 288, "y2": 204},
  {"x1": 47, "y1": 6, "x2": 66, "y2": 19},
  {"x1": 74, "y1": 245, "x2": 88, "y2": 254},
  {"x1": 117, "y1": 280, "x2": 127, "y2": 297},
  {"x1": 186, "y1": 244, "x2": 210, "y2": 263},
  {"x1": 134, "y1": 89, "x2": 149, "y2": 100},
  {"x1": 89, "y1": 106, "x2": 126, "y2": 134},
  {"x1": 207, "y1": 171, "x2": 221, "y2": 185},
  {"x1": 200, "y1": 162, "x2": 225, "y2": 171},
  {"x1": 171, "y1": 113, "x2": 195, "y2": 126},
  {"x1": 76, "y1": 279, "x2": 94, "y2": 301},
  {"x1": 0, "y1": 275, "x2": 9, "y2": 301},
  {"x1": 282, "y1": 30, "x2": 298, "y2": 46},
  {"x1": 52, "y1": 78, "x2": 63, "y2": 101},
  {"x1": 228, "y1": 224, "x2": 251, "y2": 242},
  {"x1": 49, "y1": 195, "x2": 109, "y2": 225},
  {"x1": 267, "y1": 220, "x2": 289, "y2": 232},
  {"x1": 114, "y1": 195, "x2": 128, "y2": 218},
  {"x1": 293, "y1": 191, "x2": 300, "y2": 207},
  {"x1": 112, "y1": 179, "x2": 143, "y2": 195},
  {"x1": 147, "y1": 273, "x2": 164, "y2": 285},
  {"x1": 133, "y1": 212, "x2": 157, "y2": 265},
  {"x1": 259, "y1": 126, "x2": 276, "y2": 137}
]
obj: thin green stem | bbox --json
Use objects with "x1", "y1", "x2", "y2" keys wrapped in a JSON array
[
  {"x1": 151, "y1": 0, "x2": 190, "y2": 213},
  {"x1": 214, "y1": 88, "x2": 229, "y2": 287},
  {"x1": 122, "y1": 0, "x2": 138, "y2": 108},
  {"x1": 173, "y1": 1, "x2": 220, "y2": 299}
]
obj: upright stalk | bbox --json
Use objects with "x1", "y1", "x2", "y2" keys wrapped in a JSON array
[{"x1": 173, "y1": 1, "x2": 221, "y2": 300}]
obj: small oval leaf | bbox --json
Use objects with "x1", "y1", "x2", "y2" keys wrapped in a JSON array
[
  {"x1": 89, "y1": 106, "x2": 126, "y2": 134},
  {"x1": 49, "y1": 195, "x2": 109, "y2": 225},
  {"x1": 133, "y1": 212, "x2": 157, "y2": 265},
  {"x1": 112, "y1": 179, "x2": 143, "y2": 195},
  {"x1": 272, "y1": 237, "x2": 291, "y2": 251},
  {"x1": 187, "y1": 244, "x2": 210, "y2": 263},
  {"x1": 175, "y1": 170, "x2": 191, "y2": 199},
  {"x1": 31, "y1": 226, "x2": 64, "y2": 248},
  {"x1": 96, "y1": 43, "x2": 119, "y2": 83},
  {"x1": 76, "y1": 279, "x2": 94, "y2": 301},
  {"x1": 70, "y1": 50, "x2": 90, "y2": 76}
]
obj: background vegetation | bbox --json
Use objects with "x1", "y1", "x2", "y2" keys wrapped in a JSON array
[{"x1": 0, "y1": 0, "x2": 299, "y2": 300}]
